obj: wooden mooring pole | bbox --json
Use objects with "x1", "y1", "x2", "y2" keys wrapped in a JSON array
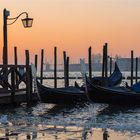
[
  {"x1": 14, "y1": 46, "x2": 17, "y2": 66},
  {"x1": 131, "y1": 50, "x2": 134, "y2": 86},
  {"x1": 102, "y1": 45, "x2": 105, "y2": 78},
  {"x1": 66, "y1": 56, "x2": 69, "y2": 87},
  {"x1": 109, "y1": 57, "x2": 112, "y2": 76},
  {"x1": 103, "y1": 129, "x2": 109, "y2": 140},
  {"x1": 14, "y1": 46, "x2": 18, "y2": 89},
  {"x1": 40, "y1": 49, "x2": 44, "y2": 84},
  {"x1": 35, "y1": 54, "x2": 38, "y2": 71},
  {"x1": 63, "y1": 51, "x2": 67, "y2": 87},
  {"x1": 25, "y1": 50, "x2": 31, "y2": 105},
  {"x1": 88, "y1": 46, "x2": 92, "y2": 80},
  {"x1": 11, "y1": 67, "x2": 15, "y2": 103},
  {"x1": 54, "y1": 47, "x2": 57, "y2": 88},
  {"x1": 104, "y1": 43, "x2": 108, "y2": 78},
  {"x1": 135, "y1": 57, "x2": 138, "y2": 84}
]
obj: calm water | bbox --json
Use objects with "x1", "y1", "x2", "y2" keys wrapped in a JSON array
[{"x1": 0, "y1": 72, "x2": 140, "y2": 140}]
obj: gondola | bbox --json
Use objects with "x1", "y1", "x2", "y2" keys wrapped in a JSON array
[
  {"x1": 37, "y1": 62, "x2": 122, "y2": 104},
  {"x1": 37, "y1": 81, "x2": 87, "y2": 104},
  {"x1": 90, "y1": 62, "x2": 122, "y2": 87},
  {"x1": 85, "y1": 75, "x2": 140, "y2": 105},
  {"x1": 81, "y1": 62, "x2": 122, "y2": 92},
  {"x1": 75, "y1": 62, "x2": 122, "y2": 92}
]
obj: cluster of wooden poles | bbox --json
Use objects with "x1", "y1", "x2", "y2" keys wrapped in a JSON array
[
  {"x1": 13, "y1": 43, "x2": 139, "y2": 89},
  {"x1": 44, "y1": 44, "x2": 139, "y2": 87},
  {"x1": 101, "y1": 43, "x2": 139, "y2": 87}
]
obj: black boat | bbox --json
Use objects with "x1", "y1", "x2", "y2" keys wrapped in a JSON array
[
  {"x1": 74, "y1": 62, "x2": 122, "y2": 93},
  {"x1": 37, "y1": 63, "x2": 122, "y2": 104},
  {"x1": 90, "y1": 62, "x2": 122, "y2": 87},
  {"x1": 37, "y1": 81, "x2": 87, "y2": 104},
  {"x1": 85, "y1": 76, "x2": 140, "y2": 105}
]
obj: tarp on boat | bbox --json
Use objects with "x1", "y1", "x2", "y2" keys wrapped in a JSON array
[{"x1": 131, "y1": 82, "x2": 140, "y2": 92}]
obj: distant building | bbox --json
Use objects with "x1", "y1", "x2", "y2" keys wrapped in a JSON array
[
  {"x1": 116, "y1": 58, "x2": 130, "y2": 71},
  {"x1": 44, "y1": 56, "x2": 140, "y2": 72},
  {"x1": 116, "y1": 57, "x2": 140, "y2": 71},
  {"x1": 45, "y1": 62, "x2": 51, "y2": 71},
  {"x1": 44, "y1": 62, "x2": 102, "y2": 72}
]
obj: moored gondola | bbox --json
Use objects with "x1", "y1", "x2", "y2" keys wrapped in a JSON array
[
  {"x1": 85, "y1": 75, "x2": 140, "y2": 105},
  {"x1": 37, "y1": 62, "x2": 122, "y2": 104},
  {"x1": 37, "y1": 81, "x2": 87, "y2": 104},
  {"x1": 90, "y1": 62, "x2": 122, "y2": 86}
]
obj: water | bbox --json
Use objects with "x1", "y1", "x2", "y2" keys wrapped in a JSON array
[
  {"x1": 0, "y1": 71, "x2": 140, "y2": 140},
  {"x1": 1, "y1": 103, "x2": 140, "y2": 139}
]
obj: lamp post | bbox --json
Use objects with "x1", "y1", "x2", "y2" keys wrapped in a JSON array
[{"x1": 3, "y1": 8, "x2": 33, "y2": 65}]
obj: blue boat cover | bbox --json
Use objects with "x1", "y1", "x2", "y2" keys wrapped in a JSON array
[{"x1": 131, "y1": 82, "x2": 140, "y2": 92}]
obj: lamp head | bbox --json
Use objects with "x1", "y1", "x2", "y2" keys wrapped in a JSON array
[{"x1": 22, "y1": 17, "x2": 33, "y2": 28}]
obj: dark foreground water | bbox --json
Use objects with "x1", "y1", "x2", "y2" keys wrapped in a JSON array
[
  {"x1": 0, "y1": 103, "x2": 140, "y2": 140},
  {"x1": 0, "y1": 72, "x2": 140, "y2": 140}
]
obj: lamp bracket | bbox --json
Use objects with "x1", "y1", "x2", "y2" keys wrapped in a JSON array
[{"x1": 7, "y1": 12, "x2": 28, "y2": 25}]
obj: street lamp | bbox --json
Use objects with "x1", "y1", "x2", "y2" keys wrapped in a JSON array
[{"x1": 3, "y1": 8, "x2": 33, "y2": 65}]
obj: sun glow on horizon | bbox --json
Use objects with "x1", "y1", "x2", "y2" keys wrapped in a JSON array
[{"x1": 0, "y1": 0, "x2": 140, "y2": 64}]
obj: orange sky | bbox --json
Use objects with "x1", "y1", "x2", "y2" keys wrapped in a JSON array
[{"x1": 0, "y1": 0, "x2": 140, "y2": 64}]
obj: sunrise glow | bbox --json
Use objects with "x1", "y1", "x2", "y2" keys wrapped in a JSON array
[{"x1": 0, "y1": 0, "x2": 140, "y2": 64}]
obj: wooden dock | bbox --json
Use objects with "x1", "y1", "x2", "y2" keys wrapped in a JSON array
[
  {"x1": 0, "y1": 63, "x2": 38, "y2": 105},
  {"x1": 0, "y1": 91, "x2": 38, "y2": 105}
]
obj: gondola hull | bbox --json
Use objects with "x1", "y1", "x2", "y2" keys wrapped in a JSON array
[
  {"x1": 37, "y1": 82, "x2": 87, "y2": 104},
  {"x1": 86, "y1": 77, "x2": 140, "y2": 105}
]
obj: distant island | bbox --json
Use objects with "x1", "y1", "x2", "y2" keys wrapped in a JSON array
[{"x1": 44, "y1": 54, "x2": 140, "y2": 72}]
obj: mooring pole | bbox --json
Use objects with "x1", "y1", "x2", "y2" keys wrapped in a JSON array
[
  {"x1": 14, "y1": 46, "x2": 17, "y2": 66},
  {"x1": 54, "y1": 47, "x2": 57, "y2": 88},
  {"x1": 103, "y1": 129, "x2": 109, "y2": 140},
  {"x1": 11, "y1": 66, "x2": 15, "y2": 103},
  {"x1": 131, "y1": 50, "x2": 134, "y2": 86},
  {"x1": 63, "y1": 51, "x2": 67, "y2": 87},
  {"x1": 109, "y1": 57, "x2": 112, "y2": 76},
  {"x1": 102, "y1": 45, "x2": 105, "y2": 78},
  {"x1": 25, "y1": 50, "x2": 31, "y2": 105},
  {"x1": 35, "y1": 54, "x2": 38, "y2": 71},
  {"x1": 66, "y1": 56, "x2": 69, "y2": 87},
  {"x1": 40, "y1": 49, "x2": 44, "y2": 84},
  {"x1": 14, "y1": 46, "x2": 18, "y2": 89},
  {"x1": 135, "y1": 57, "x2": 138, "y2": 84},
  {"x1": 88, "y1": 46, "x2": 92, "y2": 80},
  {"x1": 104, "y1": 43, "x2": 108, "y2": 78}
]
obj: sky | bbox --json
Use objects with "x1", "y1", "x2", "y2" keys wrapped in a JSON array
[{"x1": 0, "y1": 0, "x2": 140, "y2": 64}]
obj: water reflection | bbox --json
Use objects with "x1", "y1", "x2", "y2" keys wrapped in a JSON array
[
  {"x1": 0, "y1": 103, "x2": 139, "y2": 139},
  {"x1": 0, "y1": 125, "x2": 140, "y2": 140}
]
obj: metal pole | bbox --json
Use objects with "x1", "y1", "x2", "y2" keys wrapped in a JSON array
[{"x1": 3, "y1": 9, "x2": 9, "y2": 65}]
